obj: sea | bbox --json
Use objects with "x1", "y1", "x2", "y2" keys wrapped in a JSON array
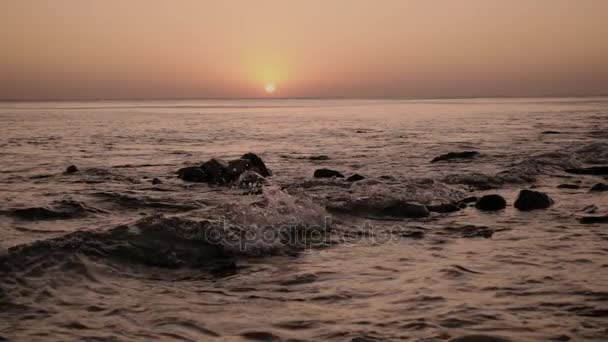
[{"x1": 1, "y1": 98, "x2": 607, "y2": 341}]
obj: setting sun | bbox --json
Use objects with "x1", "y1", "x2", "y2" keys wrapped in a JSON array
[{"x1": 264, "y1": 83, "x2": 276, "y2": 94}]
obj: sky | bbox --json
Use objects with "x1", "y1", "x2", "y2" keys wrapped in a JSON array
[{"x1": 1, "y1": 0, "x2": 607, "y2": 100}]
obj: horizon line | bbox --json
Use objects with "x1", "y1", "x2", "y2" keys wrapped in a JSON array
[{"x1": 1, "y1": 94, "x2": 607, "y2": 102}]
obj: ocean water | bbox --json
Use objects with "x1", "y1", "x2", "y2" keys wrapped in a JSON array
[{"x1": 0, "y1": 98, "x2": 607, "y2": 341}]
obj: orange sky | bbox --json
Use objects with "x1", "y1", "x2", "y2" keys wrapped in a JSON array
[{"x1": 1, "y1": 0, "x2": 607, "y2": 99}]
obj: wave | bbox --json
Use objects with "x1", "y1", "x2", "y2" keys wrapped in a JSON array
[{"x1": 1, "y1": 199, "x2": 105, "y2": 220}]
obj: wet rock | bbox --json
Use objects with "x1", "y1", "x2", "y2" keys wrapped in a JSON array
[
  {"x1": 542, "y1": 130, "x2": 562, "y2": 134},
  {"x1": 475, "y1": 194, "x2": 506, "y2": 211},
  {"x1": 557, "y1": 183, "x2": 580, "y2": 189},
  {"x1": 590, "y1": 183, "x2": 608, "y2": 192},
  {"x1": 201, "y1": 158, "x2": 231, "y2": 183},
  {"x1": 328, "y1": 198, "x2": 429, "y2": 218},
  {"x1": 236, "y1": 171, "x2": 266, "y2": 188},
  {"x1": 565, "y1": 166, "x2": 608, "y2": 176},
  {"x1": 241, "y1": 152, "x2": 272, "y2": 177},
  {"x1": 314, "y1": 168, "x2": 345, "y2": 178},
  {"x1": 578, "y1": 215, "x2": 608, "y2": 224},
  {"x1": 514, "y1": 189, "x2": 553, "y2": 211},
  {"x1": 177, "y1": 166, "x2": 208, "y2": 182},
  {"x1": 227, "y1": 158, "x2": 252, "y2": 177},
  {"x1": 346, "y1": 174, "x2": 365, "y2": 182},
  {"x1": 427, "y1": 203, "x2": 461, "y2": 214},
  {"x1": 151, "y1": 177, "x2": 162, "y2": 185},
  {"x1": 431, "y1": 151, "x2": 480, "y2": 163},
  {"x1": 65, "y1": 165, "x2": 79, "y2": 174},
  {"x1": 459, "y1": 196, "x2": 478, "y2": 204},
  {"x1": 450, "y1": 335, "x2": 512, "y2": 342},
  {"x1": 444, "y1": 225, "x2": 494, "y2": 238}
]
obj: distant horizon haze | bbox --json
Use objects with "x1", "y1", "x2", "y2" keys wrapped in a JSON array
[{"x1": 2, "y1": 0, "x2": 607, "y2": 100}]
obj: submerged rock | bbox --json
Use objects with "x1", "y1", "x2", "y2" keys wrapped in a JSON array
[
  {"x1": 151, "y1": 177, "x2": 162, "y2": 185},
  {"x1": 578, "y1": 215, "x2": 608, "y2": 224},
  {"x1": 475, "y1": 194, "x2": 506, "y2": 211},
  {"x1": 346, "y1": 174, "x2": 365, "y2": 182},
  {"x1": 314, "y1": 168, "x2": 345, "y2": 178},
  {"x1": 431, "y1": 151, "x2": 480, "y2": 163},
  {"x1": 65, "y1": 165, "x2": 79, "y2": 174},
  {"x1": 589, "y1": 183, "x2": 608, "y2": 192},
  {"x1": 450, "y1": 335, "x2": 512, "y2": 342},
  {"x1": 328, "y1": 198, "x2": 429, "y2": 218},
  {"x1": 541, "y1": 130, "x2": 562, "y2": 135},
  {"x1": 309, "y1": 155, "x2": 330, "y2": 161},
  {"x1": 514, "y1": 189, "x2": 554, "y2": 211},
  {"x1": 177, "y1": 166, "x2": 208, "y2": 182},
  {"x1": 557, "y1": 183, "x2": 580, "y2": 189},
  {"x1": 427, "y1": 203, "x2": 461, "y2": 213},
  {"x1": 565, "y1": 166, "x2": 608, "y2": 175}
]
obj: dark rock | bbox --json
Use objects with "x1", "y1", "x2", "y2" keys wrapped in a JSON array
[
  {"x1": 443, "y1": 225, "x2": 494, "y2": 238},
  {"x1": 309, "y1": 155, "x2": 330, "y2": 161},
  {"x1": 314, "y1": 169, "x2": 345, "y2": 178},
  {"x1": 541, "y1": 130, "x2": 561, "y2": 134},
  {"x1": 241, "y1": 152, "x2": 272, "y2": 177},
  {"x1": 459, "y1": 196, "x2": 478, "y2": 204},
  {"x1": 590, "y1": 183, "x2": 608, "y2": 192},
  {"x1": 450, "y1": 335, "x2": 512, "y2": 342},
  {"x1": 427, "y1": 203, "x2": 461, "y2": 213},
  {"x1": 565, "y1": 166, "x2": 608, "y2": 176},
  {"x1": 475, "y1": 194, "x2": 506, "y2": 211},
  {"x1": 177, "y1": 166, "x2": 208, "y2": 182},
  {"x1": 514, "y1": 189, "x2": 553, "y2": 211},
  {"x1": 227, "y1": 159, "x2": 252, "y2": 177},
  {"x1": 557, "y1": 183, "x2": 580, "y2": 189},
  {"x1": 201, "y1": 158, "x2": 231, "y2": 183},
  {"x1": 328, "y1": 198, "x2": 430, "y2": 218},
  {"x1": 431, "y1": 151, "x2": 480, "y2": 163},
  {"x1": 65, "y1": 165, "x2": 79, "y2": 174},
  {"x1": 151, "y1": 178, "x2": 162, "y2": 185},
  {"x1": 578, "y1": 216, "x2": 608, "y2": 224},
  {"x1": 346, "y1": 174, "x2": 365, "y2": 182}
]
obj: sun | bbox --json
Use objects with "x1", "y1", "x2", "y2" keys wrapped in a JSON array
[{"x1": 264, "y1": 83, "x2": 276, "y2": 94}]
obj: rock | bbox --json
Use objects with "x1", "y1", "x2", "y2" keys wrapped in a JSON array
[
  {"x1": 557, "y1": 183, "x2": 580, "y2": 189},
  {"x1": 580, "y1": 204, "x2": 599, "y2": 214},
  {"x1": 346, "y1": 174, "x2": 365, "y2": 182},
  {"x1": 450, "y1": 335, "x2": 512, "y2": 342},
  {"x1": 578, "y1": 215, "x2": 608, "y2": 224},
  {"x1": 236, "y1": 171, "x2": 266, "y2": 188},
  {"x1": 227, "y1": 158, "x2": 252, "y2": 177},
  {"x1": 514, "y1": 189, "x2": 554, "y2": 211},
  {"x1": 151, "y1": 177, "x2": 162, "y2": 185},
  {"x1": 65, "y1": 165, "x2": 79, "y2": 174},
  {"x1": 475, "y1": 194, "x2": 507, "y2": 211},
  {"x1": 459, "y1": 196, "x2": 478, "y2": 204},
  {"x1": 541, "y1": 130, "x2": 561, "y2": 134},
  {"x1": 590, "y1": 183, "x2": 608, "y2": 192},
  {"x1": 241, "y1": 152, "x2": 272, "y2": 177},
  {"x1": 427, "y1": 203, "x2": 461, "y2": 213},
  {"x1": 177, "y1": 166, "x2": 207, "y2": 182},
  {"x1": 565, "y1": 166, "x2": 608, "y2": 176},
  {"x1": 329, "y1": 198, "x2": 429, "y2": 218},
  {"x1": 314, "y1": 168, "x2": 345, "y2": 178},
  {"x1": 309, "y1": 155, "x2": 330, "y2": 161},
  {"x1": 431, "y1": 151, "x2": 480, "y2": 163},
  {"x1": 201, "y1": 158, "x2": 231, "y2": 183}
]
